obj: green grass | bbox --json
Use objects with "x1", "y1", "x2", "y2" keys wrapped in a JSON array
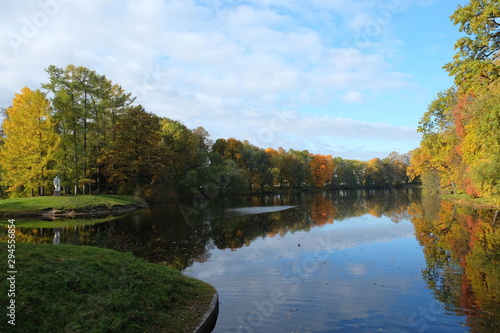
[
  {"x1": 443, "y1": 194, "x2": 500, "y2": 209},
  {"x1": 0, "y1": 243, "x2": 216, "y2": 333},
  {"x1": 0, "y1": 195, "x2": 143, "y2": 216}
]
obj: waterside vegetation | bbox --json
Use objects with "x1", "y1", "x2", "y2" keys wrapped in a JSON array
[
  {"x1": 0, "y1": 242, "x2": 216, "y2": 333},
  {"x1": 0, "y1": 65, "x2": 414, "y2": 202},
  {"x1": 0, "y1": 195, "x2": 144, "y2": 217},
  {"x1": 409, "y1": 0, "x2": 500, "y2": 207}
]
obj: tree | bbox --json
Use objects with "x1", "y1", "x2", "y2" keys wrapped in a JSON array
[
  {"x1": 384, "y1": 151, "x2": 410, "y2": 185},
  {"x1": 408, "y1": 88, "x2": 462, "y2": 193},
  {"x1": 288, "y1": 149, "x2": 312, "y2": 188},
  {"x1": 444, "y1": 0, "x2": 500, "y2": 93},
  {"x1": 240, "y1": 141, "x2": 273, "y2": 191},
  {"x1": 460, "y1": 80, "x2": 500, "y2": 198},
  {"x1": 0, "y1": 87, "x2": 59, "y2": 196},
  {"x1": 43, "y1": 64, "x2": 133, "y2": 194},
  {"x1": 366, "y1": 158, "x2": 386, "y2": 187},
  {"x1": 98, "y1": 106, "x2": 165, "y2": 197},
  {"x1": 309, "y1": 154, "x2": 334, "y2": 188}
]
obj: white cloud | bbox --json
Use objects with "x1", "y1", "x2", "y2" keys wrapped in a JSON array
[
  {"x1": 0, "y1": 0, "x2": 424, "y2": 159},
  {"x1": 342, "y1": 91, "x2": 365, "y2": 104}
]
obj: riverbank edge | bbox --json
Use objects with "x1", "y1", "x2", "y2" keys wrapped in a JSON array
[
  {"x1": 1, "y1": 204, "x2": 143, "y2": 218},
  {"x1": 0, "y1": 243, "x2": 218, "y2": 332},
  {"x1": 193, "y1": 293, "x2": 220, "y2": 333},
  {"x1": 0, "y1": 195, "x2": 146, "y2": 218},
  {"x1": 443, "y1": 194, "x2": 500, "y2": 210}
]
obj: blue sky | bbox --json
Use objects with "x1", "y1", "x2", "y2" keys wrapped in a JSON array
[{"x1": 0, "y1": 0, "x2": 467, "y2": 160}]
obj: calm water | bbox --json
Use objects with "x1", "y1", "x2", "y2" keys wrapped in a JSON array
[{"x1": 7, "y1": 189, "x2": 500, "y2": 332}]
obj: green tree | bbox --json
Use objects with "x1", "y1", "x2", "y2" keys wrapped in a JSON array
[
  {"x1": 0, "y1": 87, "x2": 59, "y2": 196},
  {"x1": 43, "y1": 64, "x2": 133, "y2": 194},
  {"x1": 444, "y1": 0, "x2": 500, "y2": 93},
  {"x1": 288, "y1": 149, "x2": 312, "y2": 189},
  {"x1": 240, "y1": 141, "x2": 273, "y2": 192}
]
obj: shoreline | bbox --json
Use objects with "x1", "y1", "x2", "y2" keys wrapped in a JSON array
[
  {"x1": 1, "y1": 204, "x2": 143, "y2": 218},
  {"x1": 40, "y1": 204, "x2": 142, "y2": 218},
  {"x1": 442, "y1": 194, "x2": 500, "y2": 210},
  {"x1": 0, "y1": 195, "x2": 146, "y2": 218}
]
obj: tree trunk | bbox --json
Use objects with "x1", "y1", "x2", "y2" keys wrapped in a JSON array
[{"x1": 451, "y1": 181, "x2": 457, "y2": 194}]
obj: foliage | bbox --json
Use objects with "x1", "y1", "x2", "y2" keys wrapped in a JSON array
[
  {"x1": 99, "y1": 106, "x2": 166, "y2": 198},
  {"x1": 1, "y1": 64, "x2": 413, "y2": 200},
  {"x1": 309, "y1": 154, "x2": 334, "y2": 188},
  {"x1": 0, "y1": 87, "x2": 59, "y2": 196},
  {"x1": 411, "y1": 1, "x2": 500, "y2": 201},
  {"x1": 444, "y1": 0, "x2": 500, "y2": 93},
  {"x1": 43, "y1": 65, "x2": 133, "y2": 194}
]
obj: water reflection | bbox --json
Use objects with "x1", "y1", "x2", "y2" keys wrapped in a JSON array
[
  {"x1": 1, "y1": 189, "x2": 419, "y2": 269},
  {"x1": 2, "y1": 189, "x2": 499, "y2": 331},
  {"x1": 410, "y1": 194, "x2": 500, "y2": 332}
]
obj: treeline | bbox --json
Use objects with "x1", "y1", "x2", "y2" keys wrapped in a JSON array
[
  {"x1": 408, "y1": 0, "x2": 500, "y2": 203},
  {"x1": 0, "y1": 64, "x2": 412, "y2": 200}
]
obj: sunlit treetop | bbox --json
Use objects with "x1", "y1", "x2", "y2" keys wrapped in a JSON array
[{"x1": 444, "y1": 0, "x2": 500, "y2": 93}]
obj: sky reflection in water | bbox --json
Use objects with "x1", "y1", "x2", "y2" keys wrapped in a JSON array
[
  {"x1": 8, "y1": 189, "x2": 499, "y2": 332},
  {"x1": 184, "y1": 195, "x2": 468, "y2": 332}
]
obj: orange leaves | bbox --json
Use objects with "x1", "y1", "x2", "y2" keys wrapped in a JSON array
[{"x1": 309, "y1": 154, "x2": 334, "y2": 188}]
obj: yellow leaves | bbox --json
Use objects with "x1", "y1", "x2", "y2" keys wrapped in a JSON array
[{"x1": 0, "y1": 87, "x2": 59, "y2": 194}]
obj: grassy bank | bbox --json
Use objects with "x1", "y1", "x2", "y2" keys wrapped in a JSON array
[
  {"x1": 443, "y1": 194, "x2": 500, "y2": 210},
  {"x1": 0, "y1": 243, "x2": 216, "y2": 332},
  {"x1": 0, "y1": 195, "x2": 144, "y2": 216}
]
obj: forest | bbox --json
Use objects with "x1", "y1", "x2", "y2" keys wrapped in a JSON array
[
  {"x1": 408, "y1": 0, "x2": 500, "y2": 204},
  {"x1": 0, "y1": 64, "x2": 412, "y2": 200}
]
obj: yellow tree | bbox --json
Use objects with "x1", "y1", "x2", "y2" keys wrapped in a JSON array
[{"x1": 0, "y1": 87, "x2": 59, "y2": 196}]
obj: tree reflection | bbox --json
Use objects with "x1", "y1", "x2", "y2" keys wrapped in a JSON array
[
  {"x1": 409, "y1": 194, "x2": 500, "y2": 332},
  {"x1": 1, "y1": 189, "x2": 419, "y2": 271}
]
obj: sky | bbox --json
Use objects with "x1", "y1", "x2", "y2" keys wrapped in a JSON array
[{"x1": 0, "y1": 0, "x2": 467, "y2": 160}]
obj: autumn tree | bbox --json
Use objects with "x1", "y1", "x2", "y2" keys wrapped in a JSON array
[
  {"x1": 309, "y1": 154, "x2": 334, "y2": 188},
  {"x1": 366, "y1": 158, "x2": 386, "y2": 187},
  {"x1": 460, "y1": 80, "x2": 500, "y2": 198},
  {"x1": 408, "y1": 88, "x2": 462, "y2": 192},
  {"x1": 0, "y1": 87, "x2": 59, "y2": 196},
  {"x1": 411, "y1": 1, "x2": 500, "y2": 201},
  {"x1": 98, "y1": 105, "x2": 165, "y2": 197}
]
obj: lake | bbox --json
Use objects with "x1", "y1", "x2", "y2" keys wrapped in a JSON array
[{"x1": 11, "y1": 189, "x2": 500, "y2": 332}]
